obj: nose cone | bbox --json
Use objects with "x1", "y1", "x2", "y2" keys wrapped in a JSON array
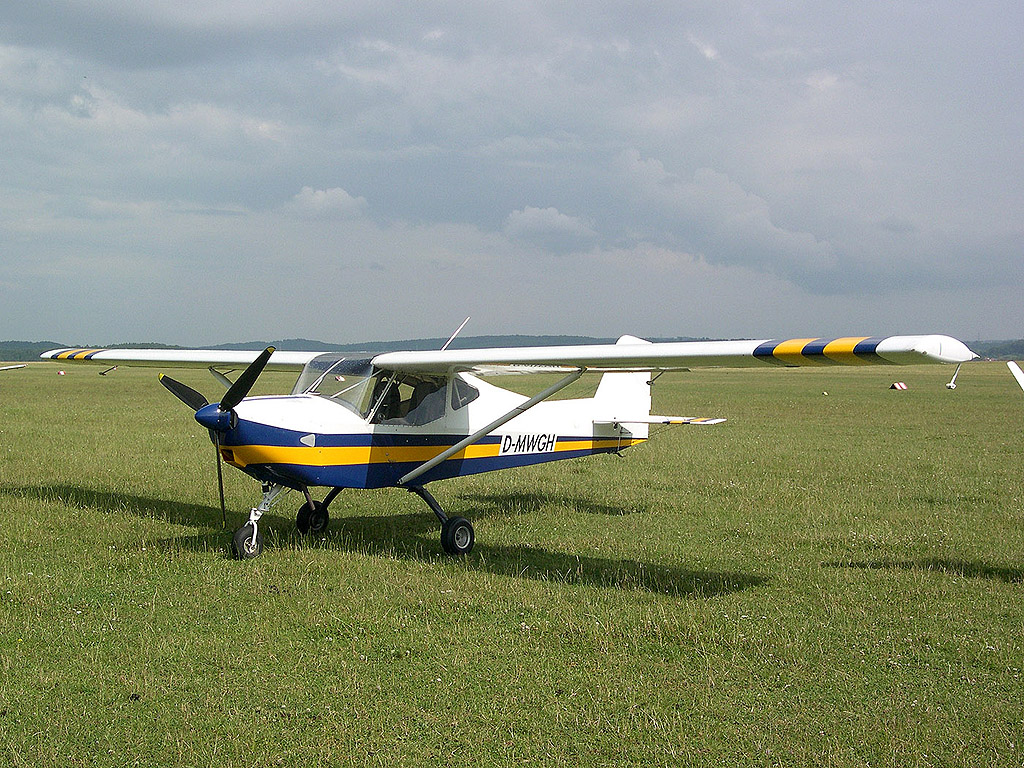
[{"x1": 195, "y1": 403, "x2": 236, "y2": 431}]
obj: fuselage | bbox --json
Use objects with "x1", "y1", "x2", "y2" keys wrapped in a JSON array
[{"x1": 214, "y1": 375, "x2": 645, "y2": 490}]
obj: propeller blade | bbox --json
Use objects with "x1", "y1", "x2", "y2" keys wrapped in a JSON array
[
  {"x1": 220, "y1": 346, "x2": 275, "y2": 411},
  {"x1": 213, "y1": 431, "x2": 227, "y2": 529},
  {"x1": 158, "y1": 374, "x2": 230, "y2": 529},
  {"x1": 159, "y1": 374, "x2": 209, "y2": 411}
]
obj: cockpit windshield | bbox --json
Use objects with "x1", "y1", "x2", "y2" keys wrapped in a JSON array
[
  {"x1": 292, "y1": 354, "x2": 376, "y2": 415},
  {"x1": 295, "y1": 353, "x2": 478, "y2": 425}
]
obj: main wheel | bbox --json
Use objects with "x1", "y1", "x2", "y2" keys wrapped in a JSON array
[
  {"x1": 233, "y1": 522, "x2": 264, "y2": 559},
  {"x1": 296, "y1": 500, "x2": 330, "y2": 535},
  {"x1": 441, "y1": 516, "x2": 474, "y2": 556}
]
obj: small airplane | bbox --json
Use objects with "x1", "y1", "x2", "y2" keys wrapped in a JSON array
[{"x1": 41, "y1": 333, "x2": 976, "y2": 559}]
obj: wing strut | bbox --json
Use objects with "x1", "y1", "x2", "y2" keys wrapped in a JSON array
[{"x1": 397, "y1": 368, "x2": 585, "y2": 486}]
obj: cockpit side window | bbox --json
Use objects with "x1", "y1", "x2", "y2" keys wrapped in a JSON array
[{"x1": 451, "y1": 376, "x2": 479, "y2": 410}]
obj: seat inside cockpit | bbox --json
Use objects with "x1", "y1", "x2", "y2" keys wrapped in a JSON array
[{"x1": 371, "y1": 374, "x2": 447, "y2": 425}]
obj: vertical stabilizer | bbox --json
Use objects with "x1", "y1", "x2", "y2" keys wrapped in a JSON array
[{"x1": 594, "y1": 336, "x2": 653, "y2": 425}]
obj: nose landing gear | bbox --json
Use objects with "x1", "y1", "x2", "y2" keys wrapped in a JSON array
[{"x1": 232, "y1": 482, "x2": 288, "y2": 560}]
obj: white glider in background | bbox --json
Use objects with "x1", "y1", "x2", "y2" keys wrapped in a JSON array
[{"x1": 42, "y1": 333, "x2": 976, "y2": 559}]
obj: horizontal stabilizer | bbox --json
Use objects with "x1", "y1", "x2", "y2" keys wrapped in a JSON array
[{"x1": 595, "y1": 415, "x2": 726, "y2": 426}]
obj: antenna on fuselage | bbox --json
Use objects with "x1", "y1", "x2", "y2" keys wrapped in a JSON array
[{"x1": 441, "y1": 317, "x2": 471, "y2": 351}]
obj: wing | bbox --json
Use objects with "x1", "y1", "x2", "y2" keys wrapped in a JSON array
[
  {"x1": 41, "y1": 334, "x2": 976, "y2": 377},
  {"x1": 372, "y1": 335, "x2": 977, "y2": 376},
  {"x1": 39, "y1": 347, "x2": 320, "y2": 372}
]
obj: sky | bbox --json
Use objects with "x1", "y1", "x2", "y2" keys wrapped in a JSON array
[{"x1": 1, "y1": 1, "x2": 1021, "y2": 346}]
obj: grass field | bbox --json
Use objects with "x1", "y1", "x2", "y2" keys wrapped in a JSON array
[{"x1": 1, "y1": 360, "x2": 1023, "y2": 766}]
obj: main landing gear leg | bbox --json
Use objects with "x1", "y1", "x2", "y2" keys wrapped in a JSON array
[
  {"x1": 233, "y1": 483, "x2": 288, "y2": 559},
  {"x1": 296, "y1": 486, "x2": 342, "y2": 535},
  {"x1": 407, "y1": 485, "x2": 475, "y2": 556}
]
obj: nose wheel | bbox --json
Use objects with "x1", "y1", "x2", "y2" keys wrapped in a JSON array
[
  {"x1": 232, "y1": 482, "x2": 287, "y2": 560},
  {"x1": 232, "y1": 521, "x2": 263, "y2": 559}
]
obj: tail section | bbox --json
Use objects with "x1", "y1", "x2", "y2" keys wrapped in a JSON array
[
  {"x1": 592, "y1": 335, "x2": 726, "y2": 437},
  {"x1": 594, "y1": 335, "x2": 653, "y2": 424}
]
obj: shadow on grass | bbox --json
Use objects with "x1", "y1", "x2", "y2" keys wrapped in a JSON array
[
  {"x1": 0, "y1": 483, "x2": 292, "y2": 531},
  {"x1": 5, "y1": 483, "x2": 766, "y2": 597},
  {"x1": 292, "y1": 510, "x2": 766, "y2": 598},
  {"x1": 825, "y1": 558, "x2": 1024, "y2": 584},
  {"x1": 459, "y1": 490, "x2": 646, "y2": 517}
]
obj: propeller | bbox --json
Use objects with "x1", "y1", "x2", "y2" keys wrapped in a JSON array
[
  {"x1": 157, "y1": 346, "x2": 276, "y2": 528},
  {"x1": 221, "y1": 345, "x2": 275, "y2": 411},
  {"x1": 158, "y1": 374, "x2": 209, "y2": 411},
  {"x1": 192, "y1": 345, "x2": 276, "y2": 432}
]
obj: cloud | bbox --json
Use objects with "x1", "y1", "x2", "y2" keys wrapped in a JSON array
[
  {"x1": 687, "y1": 33, "x2": 718, "y2": 62},
  {"x1": 503, "y1": 206, "x2": 597, "y2": 253},
  {"x1": 285, "y1": 186, "x2": 368, "y2": 220},
  {"x1": 0, "y1": 2, "x2": 1021, "y2": 343},
  {"x1": 878, "y1": 216, "x2": 917, "y2": 235},
  {"x1": 805, "y1": 70, "x2": 840, "y2": 92},
  {"x1": 619, "y1": 150, "x2": 839, "y2": 283}
]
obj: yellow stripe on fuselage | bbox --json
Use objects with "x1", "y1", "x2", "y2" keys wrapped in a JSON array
[{"x1": 821, "y1": 337, "x2": 872, "y2": 365}]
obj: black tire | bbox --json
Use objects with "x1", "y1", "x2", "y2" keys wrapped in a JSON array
[
  {"x1": 441, "y1": 516, "x2": 474, "y2": 556},
  {"x1": 296, "y1": 500, "x2": 329, "y2": 535},
  {"x1": 232, "y1": 522, "x2": 264, "y2": 559}
]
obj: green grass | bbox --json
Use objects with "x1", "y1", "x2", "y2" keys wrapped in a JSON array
[{"x1": 1, "y1": 361, "x2": 1023, "y2": 766}]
